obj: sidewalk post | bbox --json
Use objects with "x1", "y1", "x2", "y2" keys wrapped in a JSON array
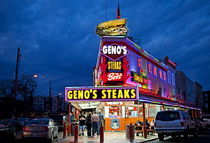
[
  {"x1": 100, "y1": 124, "x2": 104, "y2": 143},
  {"x1": 74, "y1": 124, "x2": 78, "y2": 143},
  {"x1": 63, "y1": 122, "x2": 66, "y2": 138},
  {"x1": 129, "y1": 124, "x2": 134, "y2": 141},
  {"x1": 142, "y1": 102, "x2": 147, "y2": 138},
  {"x1": 67, "y1": 122, "x2": 71, "y2": 136},
  {"x1": 67, "y1": 102, "x2": 71, "y2": 136}
]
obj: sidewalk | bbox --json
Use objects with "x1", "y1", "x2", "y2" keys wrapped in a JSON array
[{"x1": 59, "y1": 131, "x2": 158, "y2": 143}]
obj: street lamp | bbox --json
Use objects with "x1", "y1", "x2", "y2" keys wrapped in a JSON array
[{"x1": 33, "y1": 74, "x2": 38, "y2": 78}]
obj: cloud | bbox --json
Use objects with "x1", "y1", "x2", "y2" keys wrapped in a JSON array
[{"x1": 0, "y1": 0, "x2": 210, "y2": 95}]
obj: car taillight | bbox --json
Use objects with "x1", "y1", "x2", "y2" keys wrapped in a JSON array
[
  {"x1": 180, "y1": 122, "x2": 184, "y2": 127},
  {"x1": 23, "y1": 126, "x2": 30, "y2": 131},
  {"x1": 41, "y1": 126, "x2": 49, "y2": 131}
]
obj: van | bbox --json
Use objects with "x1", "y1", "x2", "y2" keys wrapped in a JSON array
[
  {"x1": 202, "y1": 114, "x2": 210, "y2": 127},
  {"x1": 154, "y1": 110, "x2": 197, "y2": 141}
]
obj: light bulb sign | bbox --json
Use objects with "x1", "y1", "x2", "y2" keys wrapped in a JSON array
[
  {"x1": 101, "y1": 43, "x2": 128, "y2": 60},
  {"x1": 65, "y1": 86, "x2": 138, "y2": 101}
]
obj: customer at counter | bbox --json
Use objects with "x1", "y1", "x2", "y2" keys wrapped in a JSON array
[
  {"x1": 109, "y1": 111, "x2": 119, "y2": 118},
  {"x1": 91, "y1": 111, "x2": 99, "y2": 137}
]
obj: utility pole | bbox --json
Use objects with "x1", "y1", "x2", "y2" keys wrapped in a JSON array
[{"x1": 14, "y1": 47, "x2": 21, "y2": 99}]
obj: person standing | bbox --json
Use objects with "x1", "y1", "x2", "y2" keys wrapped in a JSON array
[
  {"x1": 97, "y1": 112, "x2": 104, "y2": 135},
  {"x1": 86, "y1": 112, "x2": 92, "y2": 137},
  {"x1": 79, "y1": 113, "x2": 86, "y2": 136},
  {"x1": 91, "y1": 111, "x2": 99, "y2": 137},
  {"x1": 145, "y1": 119, "x2": 150, "y2": 129}
]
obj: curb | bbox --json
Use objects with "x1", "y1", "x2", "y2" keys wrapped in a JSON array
[{"x1": 138, "y1": 137, "x2": 159, "y2": 143}]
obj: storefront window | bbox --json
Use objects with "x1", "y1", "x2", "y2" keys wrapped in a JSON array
[
  {"x1": 138, "y1": 107, "x2": 143, "y2": 117},
  {"x1": 164, "y1": 105, "x2": 178, "y2": 111},
  {"x1": 146, "y1": 104, "x2": 162, "y2": 125},
  {"x1": 109, "y1": 106, "x2": 121, "y2": 118},
  {"x1": 128, "y1": 106, "x2": 138, "y2": 117}
]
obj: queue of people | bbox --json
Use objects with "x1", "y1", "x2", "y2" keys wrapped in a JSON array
[
  {"x1": 78, "y1": 111, "x2": 104, "y2": 138},
  {"x1": 135, "y1": 119, "x2": 151, "y2": 128}
]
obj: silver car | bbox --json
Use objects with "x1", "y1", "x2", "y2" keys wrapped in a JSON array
[{"x1": 22, "y1": 118, "x2": 58, "y2": 143}]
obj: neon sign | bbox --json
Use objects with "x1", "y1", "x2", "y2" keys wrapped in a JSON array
[
  {"x1": 108, "y1": 61, "x2": 122, "y2": 71},
  {"x1": 101, "y1": 44, "x2": 128, "y2": 60},
  {"x1": 65, "y1": 87, "x2": 137, "y2": 101},
  {"x1": 132, "y1": 72, "x2": 148, "y2": 85},
  {"x1": 107, "y1": 72, "x2": 123, "y2": 81}
]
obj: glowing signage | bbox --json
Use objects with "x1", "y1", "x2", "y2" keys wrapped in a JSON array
[
  {"x1": 105, "y1": 102, "x2": 124, "y2": 106},
  {"x1": 168, "y1": 59, "x2": 176, "y2": 68},
  {"x1": 96, "y1": 18, "x2": 127, "y2": 36},
  {"x1": 101, "y1": 44, "x2": 127, "y2": 60},
  {"x1": 132, "y1": 72, "x2": 149, "y2": 85},
  {"x1": 65, "y1": 87, "x2": 137, "y2": 101},
  {"x1": 107, "y1": 72, "x2": 123, "y2": 81},
  {"x1": 164, "y1": 56, "x2": 176, "y2": 69},
  {"x1": 108, "y1": 61, "x2": 122, "y2": 70}
]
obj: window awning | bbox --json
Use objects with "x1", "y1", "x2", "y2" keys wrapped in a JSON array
[{"x1": 138, "y1": 95, "x2": 201, "y2": 110}]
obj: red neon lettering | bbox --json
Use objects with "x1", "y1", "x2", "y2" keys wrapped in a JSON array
[{"x1": 107, "y1": 73, "x2": 123, "y2": 81}]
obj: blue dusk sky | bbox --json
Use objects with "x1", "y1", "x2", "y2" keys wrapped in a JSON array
[{"x1": 0, "y1": 0, "x2": 210, "y2": 96}]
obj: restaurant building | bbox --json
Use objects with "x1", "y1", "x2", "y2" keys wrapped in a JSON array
[{"x1": 65, "y1": 18, "x2": 201, "y2": 135}]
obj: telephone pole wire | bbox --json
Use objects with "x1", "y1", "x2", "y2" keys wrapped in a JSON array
[{"x1": 14, "y1": 47, "x2": 21, "y2": 99}]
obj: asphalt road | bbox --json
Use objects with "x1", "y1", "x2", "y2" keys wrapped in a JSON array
[{"x1": 148, "y1": 129, "x2": 210, "y2": 143}]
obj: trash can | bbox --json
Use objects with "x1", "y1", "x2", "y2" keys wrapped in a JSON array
[
  {"x1": 126, "y1": 124, "x2": 130, "y2": 139},
  {"x1": 129, "y1": 124, "x2": 135, "y2": 140},
  {"x1": 125, "y1": 124, "x2": 135, "y2": 140}
]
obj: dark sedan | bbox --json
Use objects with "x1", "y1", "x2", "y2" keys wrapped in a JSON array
[
  {"x1": 0, "y1": 122, "x2": 16, "y2": 142},
  {"x1": 22, "y1": 118, "x2": 58, "y2": 143}
]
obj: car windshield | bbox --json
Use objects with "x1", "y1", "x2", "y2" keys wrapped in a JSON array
[
  {"x1": 203, "y1": 115, "x2": 210, "y2": 119},
  {"x1": 156, "y1": 111, "x2": 180, "y2": 121},
  {"x1": 0, "y1": 121, "x2": 8, "y2": 126},
  {"x1": 27, "y1": 120, "x2": 49, "y2": 125},
  {"x1": 18, "y1": 118, "x2": 29, "y2": 121}
]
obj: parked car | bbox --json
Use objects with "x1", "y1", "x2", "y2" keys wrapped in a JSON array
[
  {"x1": 194, "y1": 118, "x2": 203, "y2": 133},
  {"x1": 49, "y1": 114, "x2": 66, "y2": 131},
  {"x1": 202, "y1": 114, "x2": 210, "y2": 127},
  {"x1": 22, "y1": 118, "x2": 58, "y2": 143},
  {"x1": 154, "y1": 110, "x2": 197, "y2": 141},
  {"x1": 0, "y1": 121, "x2": 16, "y2": 141},
  {"x1": 0, "y1": 119, "x2": 17, "y2": 127},
  {"x1": 197, "y1": 118, "x2": 208, "y2": 131},
  {"x1": 17, "y1": 118, "x2": 30, "y2": 126}
]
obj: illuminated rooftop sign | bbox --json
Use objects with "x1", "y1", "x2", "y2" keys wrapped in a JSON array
[
  {"x1": 101, "y1": 43, "x2": 128, "y2": 60},
  {"x1": 96, "y1": 18, "x2": 127, "y2": 36},
  {"x1": 65, "y1": 86, "x2": 138, "y2": 101},
  {"x1": 164, "y1": 56, "x2": 176, "y2": 69}
]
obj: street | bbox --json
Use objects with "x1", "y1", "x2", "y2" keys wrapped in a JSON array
[{"x1": 148, "y1": 129, "x2": 210, "y2": 143}]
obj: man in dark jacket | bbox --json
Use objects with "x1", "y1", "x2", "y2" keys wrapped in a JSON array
[
  {"x1": 86, "y1": 112, "x2": 92, "y2": 137},
  {"x1": 79, "y1": 113, "x2": 86, "y2": 136}
]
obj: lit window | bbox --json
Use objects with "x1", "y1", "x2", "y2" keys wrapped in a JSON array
[
  {"x1": 147, "y1": 62, "x2": 153, "y2": 75},
  {"x1": 137, "y1": 56, "x2": 142, "y2": 69},
  {"x1": 171, "y1": 73, "x2": 175, "y2": 85},
  {"x1": 153, "y1": 66, "x2": 157, "y2": 76},
  {"x1": 167, "y1": 71, "x2": 171, "y2": 84},
  {"x1": 159, "y1": 69, "x2": 163, "y2": 80},
  {"x1": 163, "y1": 71, "x2": 167, "y2": 81}
]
